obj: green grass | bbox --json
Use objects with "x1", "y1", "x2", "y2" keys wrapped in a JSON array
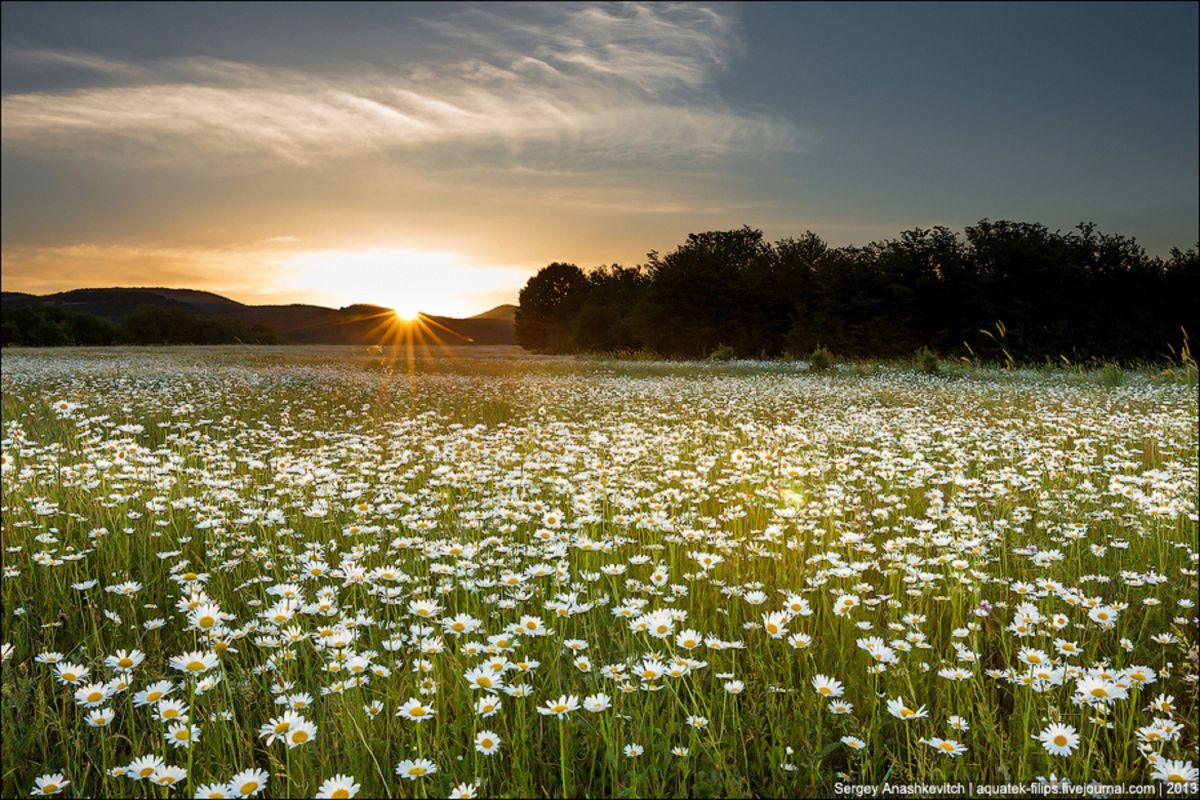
[{"x1": 1, "y1": 345, "x2": 1197, "y2": 797}]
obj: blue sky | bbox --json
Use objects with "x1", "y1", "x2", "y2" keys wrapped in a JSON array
[{"x1": 2, "y1": 2, "x2": 1196, "y2": 314}]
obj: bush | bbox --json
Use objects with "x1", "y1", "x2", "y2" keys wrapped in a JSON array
[
  {"x1": 1096, "y1": 362, "x2": 1126, "y2": 388},
  {"x1": 914, "y1": 346, "x2": 940, "y2": 375},
  {"x1": 709, "y1": 344, "x2": 737, "y2": 361},
  {"x1": 808, "y1": 346, "x2": 835, "y2": 372}
]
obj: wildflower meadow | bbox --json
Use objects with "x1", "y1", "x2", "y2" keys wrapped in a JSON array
[{"x1": 1, "y1": 347, "x2": 1196, "y2": 798}]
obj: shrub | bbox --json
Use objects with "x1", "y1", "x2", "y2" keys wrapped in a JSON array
[
  {"x1": 1096, "y1": 362, "x2": 1126, "y2": 388},
  {"x1": 808, "y1": 346, "x2": 835, "y2": 372},
  {"x1": 914, "y1": 346, "x2": 940, "y2": 375},
  {"x1": 709, "y1": 344, "x2": 737, "y2": 361}
]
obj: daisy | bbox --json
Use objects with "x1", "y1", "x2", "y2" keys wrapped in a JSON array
[
  {"x1": 134, "y1": 680, "x2": 174, "y2": 707},
  {"x1": 1036, "y1": 723, "x2": 1080, "y2": 756},
  {"x1": 537, "y1": 694, "x2": 579, "y2": 717},
  {"x1": 886, "y1": 697, "x2": 928, "y2": 720},
  {"x1": 449, "y1": 782, "x2": 478, "y2": 799},
  {"x1": 811, "y1": 674, "x2": 844, "y2": 698},
  {"x1": 259, "y1": 711, "x2": 303, "y2": 745},
  {"x1": 1150, "y1": 759, "x2": 1198, "y2": 785},
  {"x1": 463, "y1": 666, "x2": 504, "y2": 691},
  {"x1": 127, "y1": 755, "x2": 165, "y2": 781},
  {"x1": 166, "y1": 722, "x2": 200, "y2": 748},
  {"x1": 927, "y1": 737, "x2": 967, "y2": 757},
  {"x1": 196, "y1": 783, "x2": 233, "y2": 799},
  {"x1": 85, "y1": 707, "x2": 115, "y2": 727},
  {"x1": 157, "y1": 698, "x2": 189, "y2": 722},
  {"x1": 762, "y1": 611, "x2": 789, "y2": 638},
  {"x1": 229, "y1": 767, "x2": 268, "y2": 797},
  {"x1": 152, "y1": 765, "x2": 188, "y2": 787},
  {"x1": 583, "y1": 693, "x2": 611, "y2": 712},
  {"x1": 169, "y1": 650, "x2": 218, "y2": 675},
  {"x1": 397, "y1": 697, "x2": 435, "y2": 722},
  {"x1": 285, "y1": 717, "x2": 317, "y2": 748},
  {"x1": 31, "y1": 773, "x2": 68, "y2": 796},
  {"x1": 475, "y1": 730, "x2": 501, "y2": 755},
  {"x1": 54, "y1": 662, "x2": 88, "y2": 685},
  {"x1": 395, "y1": 758, "x2": 437, "y2": 780},
  {"x1": 74, "y1": 682, "x2": 111, "y2": 707},
  {"x1": 316, "y1": 774, "x2": 361, "y2": 799},
  {"x1": 105, "y1": 648, "x2": 145, "y2": 672}
]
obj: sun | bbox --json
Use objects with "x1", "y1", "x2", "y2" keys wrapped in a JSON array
[{"x1": 392, "y1": 306, "x2": 421, "y2": 322}]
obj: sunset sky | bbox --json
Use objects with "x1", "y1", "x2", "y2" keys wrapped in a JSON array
[{"x1": 2, "y1": 1, "x2": 1197, "y2": 317}]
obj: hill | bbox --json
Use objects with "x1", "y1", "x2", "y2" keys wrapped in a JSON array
[
  {"x1": 470, "y1": 304, "x2": 517, "y2": 321},
  {"x1": 1, "y1": 288, "x2": 516, "y2": 346}
]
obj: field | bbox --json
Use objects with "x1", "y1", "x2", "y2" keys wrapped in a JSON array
[{"x1": 1, "y1": 346, "x2": 1197, "y2": 798}]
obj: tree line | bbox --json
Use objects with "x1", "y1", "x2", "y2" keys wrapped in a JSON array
[
  {"x1": 1, "y1": 304, "x2": 278, "y2": 346},
  {"x1": 515, "y1": 220, "x2": 1198, "y2": 364}
]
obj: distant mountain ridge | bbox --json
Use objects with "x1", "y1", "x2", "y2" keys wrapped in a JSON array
[{"x1": 1, "y1": 287, "x2": 516, "y2": 345}]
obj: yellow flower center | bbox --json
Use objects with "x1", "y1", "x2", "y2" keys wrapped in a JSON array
[
  {"x1": 186, "y1": 660, "x2": 206, "y2": 671},
  {"x1": 240, "y1": 782, "x2": 258, "y2": 794},
  {"x1": 292, "y1": 730, "x2": 309, "y2": 743},
  {"x1": 88, "y1": 691, "x2": 103, "y2": 702},
  {"x1": 940, "y1": 742, "x2": 955, "y2": 751},
  {"x1": 551, "y1": 704, "x2": 567, "y2": 713},
  {"x1": 118, "y1": 658, "x2": 133, "y2": 667},
  {"x1": 1091, "y1": 687, "x2": 1108, "y2": 698},
  {"x1": 818, "y1": 686, "x2": 832, "y2": 695},
  {"x1": 332, "y1": 790, "x2": 350, "y2": 799},
  {"x1": 411, "y1": 707, "x2": 426, "y2": 717},
  {"x1": 409, "y1": 767, "x2": 426, "y2": 776},
  {"x1": 1053, "y1": 735, "x2": 1068, "y2": 746}
]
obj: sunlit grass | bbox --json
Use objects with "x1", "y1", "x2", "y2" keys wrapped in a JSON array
[{"x1": 1, "y1": 346, "x2": 1196, "y2": 797}]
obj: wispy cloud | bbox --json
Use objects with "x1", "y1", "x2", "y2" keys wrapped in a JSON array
[{"x1": 1, "y1": 3, "x2": 798, "y2": 164}]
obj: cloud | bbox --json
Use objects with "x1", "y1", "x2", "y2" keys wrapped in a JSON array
[{"x1": 1, "y1": 3, "x2": 799, "y2": 165}]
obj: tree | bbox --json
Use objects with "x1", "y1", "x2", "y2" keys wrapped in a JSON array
[{"x1": 515, "y1": 262, "x2": 590, "y2": 352}]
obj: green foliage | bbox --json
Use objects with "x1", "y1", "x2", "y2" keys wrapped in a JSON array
[
  {"x1": 1, "y1": 349, "x2": 1196, "y2": 798},
  {"x1": 914, "y1": 346, "x2": 940, "y2": 375},
  {"x1": 1, "y1": 304, "x2": 276, "y2": 346},
  {"x1": 1096, "y1": 362, "x2": 1126, "y2": 389},
  {"x1": 514, "y1": 222, "x2": 1199, "y2": 364},
  {"x1": 808, "y1": 346, "x2": 835, "y2": 372},
  {"x1": 514, "y1": 262, "x2": 590, "y2": 352},
  {"x1": 709, "y1": 343, "x2": 737, "y2": 361}
]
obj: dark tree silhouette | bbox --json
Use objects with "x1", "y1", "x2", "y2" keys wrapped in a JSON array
[
  {"x1": 516, "y1": 220, "x2": 1198, "y2": 364},
  {"x1": 514, "y1": 262, "x2": 590, "y2": 352}
]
